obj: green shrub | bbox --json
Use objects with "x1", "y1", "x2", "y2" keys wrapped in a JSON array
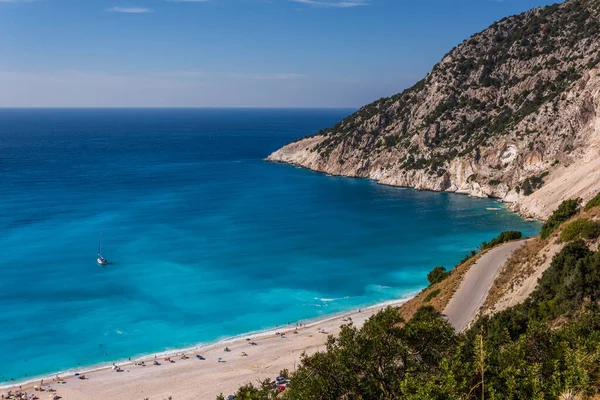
[
  {"x1": 582, "y1": 221, "x2": 600, "y2": 239},
  {"x1": 540, "y1": 198, "x2": 581, "y2": 239},
  {"x1": 560, "y1": 218, "x2": 600, "y2": 241},
  {"x1": 584, "y1": 192, "x2": 600, "y2": 211},
  {"x1": 561, "y1": 219, "x2": 587, "y2": 241},
  {"x1": 427, "y1": 266, "x2": 450, "y2": 285},
  {"x1": 218, "y1": 379, "x2": 277, "y2": 400},
  {"x1": 424, "y1": 289, "x2": 441, "y2": 302},
  {"x1": 459, "y1": 250, "x2": 478, "y2": 264},
  {"x1": 279, "y1": 368, "x2": 290, "y2": 379},
  {"x1": 227, "y1": 240, "x2": 600, "y2": 400},
  {"x1": 481, "y1": 230, "x2": 523, "y2": 250},
  {"x1": 521, "y1": 171, "x2": 549, "y2": 196}
]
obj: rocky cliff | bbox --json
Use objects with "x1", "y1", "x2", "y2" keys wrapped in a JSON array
[{"x1": 268, "y1": 0, "x2": 600, "y2": 219}]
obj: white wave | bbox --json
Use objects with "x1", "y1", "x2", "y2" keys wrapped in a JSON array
[
  {"x1": 0, "y1": 295, "x2": 416, "y2": 390},
  {"x1": 314, "y1": 296, "x2": 351, "y2": 303}
]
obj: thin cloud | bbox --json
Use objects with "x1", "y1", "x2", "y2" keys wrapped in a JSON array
[
  {"x1": 107, "y1": 6, "x2": 153, "y2": 13},
  {"x1": 291, "y1": 0, "x2": 367, "y2": 8}
]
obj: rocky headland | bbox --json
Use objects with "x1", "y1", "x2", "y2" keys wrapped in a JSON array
[{"x1": 268, "y1": 0, "x2": 600, "y2": 220}]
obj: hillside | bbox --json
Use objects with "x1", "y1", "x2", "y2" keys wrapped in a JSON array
[
  {"x1": 268, "y1": 0, "x2": 600, "y2": 219},
  {"x1": 223, "y1": 195, "x2": 600, "y2": 399}
]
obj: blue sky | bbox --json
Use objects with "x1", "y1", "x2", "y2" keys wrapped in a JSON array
[{"x1": 0, "y1": 0, "x2": 560, "y2": 107}]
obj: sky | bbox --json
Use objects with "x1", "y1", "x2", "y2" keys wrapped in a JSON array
[{"x1": 0, "y1": 0, "x2": 561, "y2": 107}]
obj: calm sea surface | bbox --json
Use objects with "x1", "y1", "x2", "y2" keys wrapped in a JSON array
[{"x1": 0, "y1": 108, "x2": 540, "y2": 382}]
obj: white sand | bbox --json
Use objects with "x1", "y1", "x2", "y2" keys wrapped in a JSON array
[{"x1": 3, "y1": 300, "x2": 408, "y2": 400}]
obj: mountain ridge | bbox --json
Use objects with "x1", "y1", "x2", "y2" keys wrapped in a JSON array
[{"x1": 268, "y1": 0, "x2": 600, "y2": 219}]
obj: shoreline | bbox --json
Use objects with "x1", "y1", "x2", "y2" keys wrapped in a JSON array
[
  {"x1": 2, "y1": 164, "x2": 541, "y2": 398},
  {"x1": 0, "y1": 164, "x2": 540, "y2": 391},
  {"x1": 266, "y1": 158, "x2": 498, "y2": 199},
  {"x1": 266, "y1": 158, "x2": 547, "y2": 222},
  {"x1": 2, "y1": 168, "x2": 541, "y2": 394},
  {"x1": 2, "y1": 295, "x2": 414, "y2": 396}
]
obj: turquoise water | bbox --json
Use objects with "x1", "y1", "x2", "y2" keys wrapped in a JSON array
[{"x1": 0, "y1": 109, "x2": 540, "y2": 382}]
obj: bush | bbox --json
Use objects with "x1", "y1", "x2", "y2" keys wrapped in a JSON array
[
  {"x1": 561, "y1": 219, "x2": 587, "y2": 241},
  {"x1": 424, "y1": 289, "x2": 441, "y2": 302},
  {"x1": 481, "y1": 231, "x2": 523, "y2": 250},
  {"x1": 427, "y1": 266, "x2": 450, "y2": 285},
  {"x1": 286, "y1": 306, "x2": 459, "y2": 400},
  {"x1": 217, "y1": 380, "x2": 277, "y2": 400},
  {"x1": 582, "y1": 221, "x2": 600, "y2": 239},
  {"x1": 227, "y1": 240, "x2": 600, "y2": 400},
  {"x1": 521, "y1": 171, "x2": 549, "y2": 195},
  {"x1": 585, "y1": 192, "x2": 600, "y2": 211},
  {"x1": 459, "y1": 250, "x2": 478, "y2": 264},
  {"x1": 561, "y1": 219, "x2": 600, "y2": 241},
  {"x1": 279, "y1": 368, "x2": 290, "y2": 379},
  {"x1": 540, "y1": 198, "x2": 581, "y2": 239}
]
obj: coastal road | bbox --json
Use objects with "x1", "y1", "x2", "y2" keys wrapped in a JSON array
[{"x1": 443, "y1": 240, "x2": 527, "y2": 332}]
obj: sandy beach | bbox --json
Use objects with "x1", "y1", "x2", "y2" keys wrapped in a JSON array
[{"x1": 3, "y1": 300, "x2": 408, "y2": 400}]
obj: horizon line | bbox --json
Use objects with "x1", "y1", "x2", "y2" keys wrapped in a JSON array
[{"x1": 0, "y1": 106, "x2": 359, "y2": 110}]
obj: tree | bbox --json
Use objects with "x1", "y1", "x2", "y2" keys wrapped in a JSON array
[{"x1": 427, "y1": 266, "x2": 450, "y2": 285}]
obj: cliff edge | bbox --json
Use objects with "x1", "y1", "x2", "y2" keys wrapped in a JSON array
[{"x1": 268, "y1": 0, "x2": 600, "y2": 219}]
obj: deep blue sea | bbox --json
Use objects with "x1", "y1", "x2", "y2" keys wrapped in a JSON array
[{"x1": 0, "y1": 108, "x2": 540, "y2": 383}]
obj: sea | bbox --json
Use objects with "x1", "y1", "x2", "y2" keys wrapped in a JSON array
[{"x1": 0, "y1": 108, "x2": 540, "y2": 383}]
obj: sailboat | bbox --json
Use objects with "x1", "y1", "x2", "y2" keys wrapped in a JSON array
[{"x1": 97, "y1": 234, "x2": 108, "y2": 265}]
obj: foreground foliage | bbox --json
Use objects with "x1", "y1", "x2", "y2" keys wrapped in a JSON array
[
  {"x1": 224, "y1": 239, "x2": 600, "y2": 399},
  {"x1": 217, "y1": 381, "x2": 277, "y2": 400}
]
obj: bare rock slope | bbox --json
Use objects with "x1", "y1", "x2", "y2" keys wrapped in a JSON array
[{"x1": 268, "y1": 0, "x2": 600, "y2": 219}]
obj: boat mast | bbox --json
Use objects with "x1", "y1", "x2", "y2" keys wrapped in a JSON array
[{"x1": 98, "y1": 233, "x2": 102, "y2": 256}]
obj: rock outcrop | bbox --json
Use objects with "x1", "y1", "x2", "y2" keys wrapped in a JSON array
[{"x1": 268, "y1": 0, "x2": 600, "y2": 219}]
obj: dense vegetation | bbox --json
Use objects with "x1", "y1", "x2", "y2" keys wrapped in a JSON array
[
  {"x1": 480, "y1": 230, "x2": 522, "y2": 250},
  {"x1": 223, "y1": 238, "x2": 600, "y2": 399},
  {"x1": 560, "y1": 218, "x2": 600, "y2": 241},
  {"x1": 540, "y1": 198, "x2": 581, "y2": 239}
]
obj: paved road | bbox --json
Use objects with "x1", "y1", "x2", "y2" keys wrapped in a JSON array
[{"x1": 443, "y1": 240, "x2": 527, "y2": 332}]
